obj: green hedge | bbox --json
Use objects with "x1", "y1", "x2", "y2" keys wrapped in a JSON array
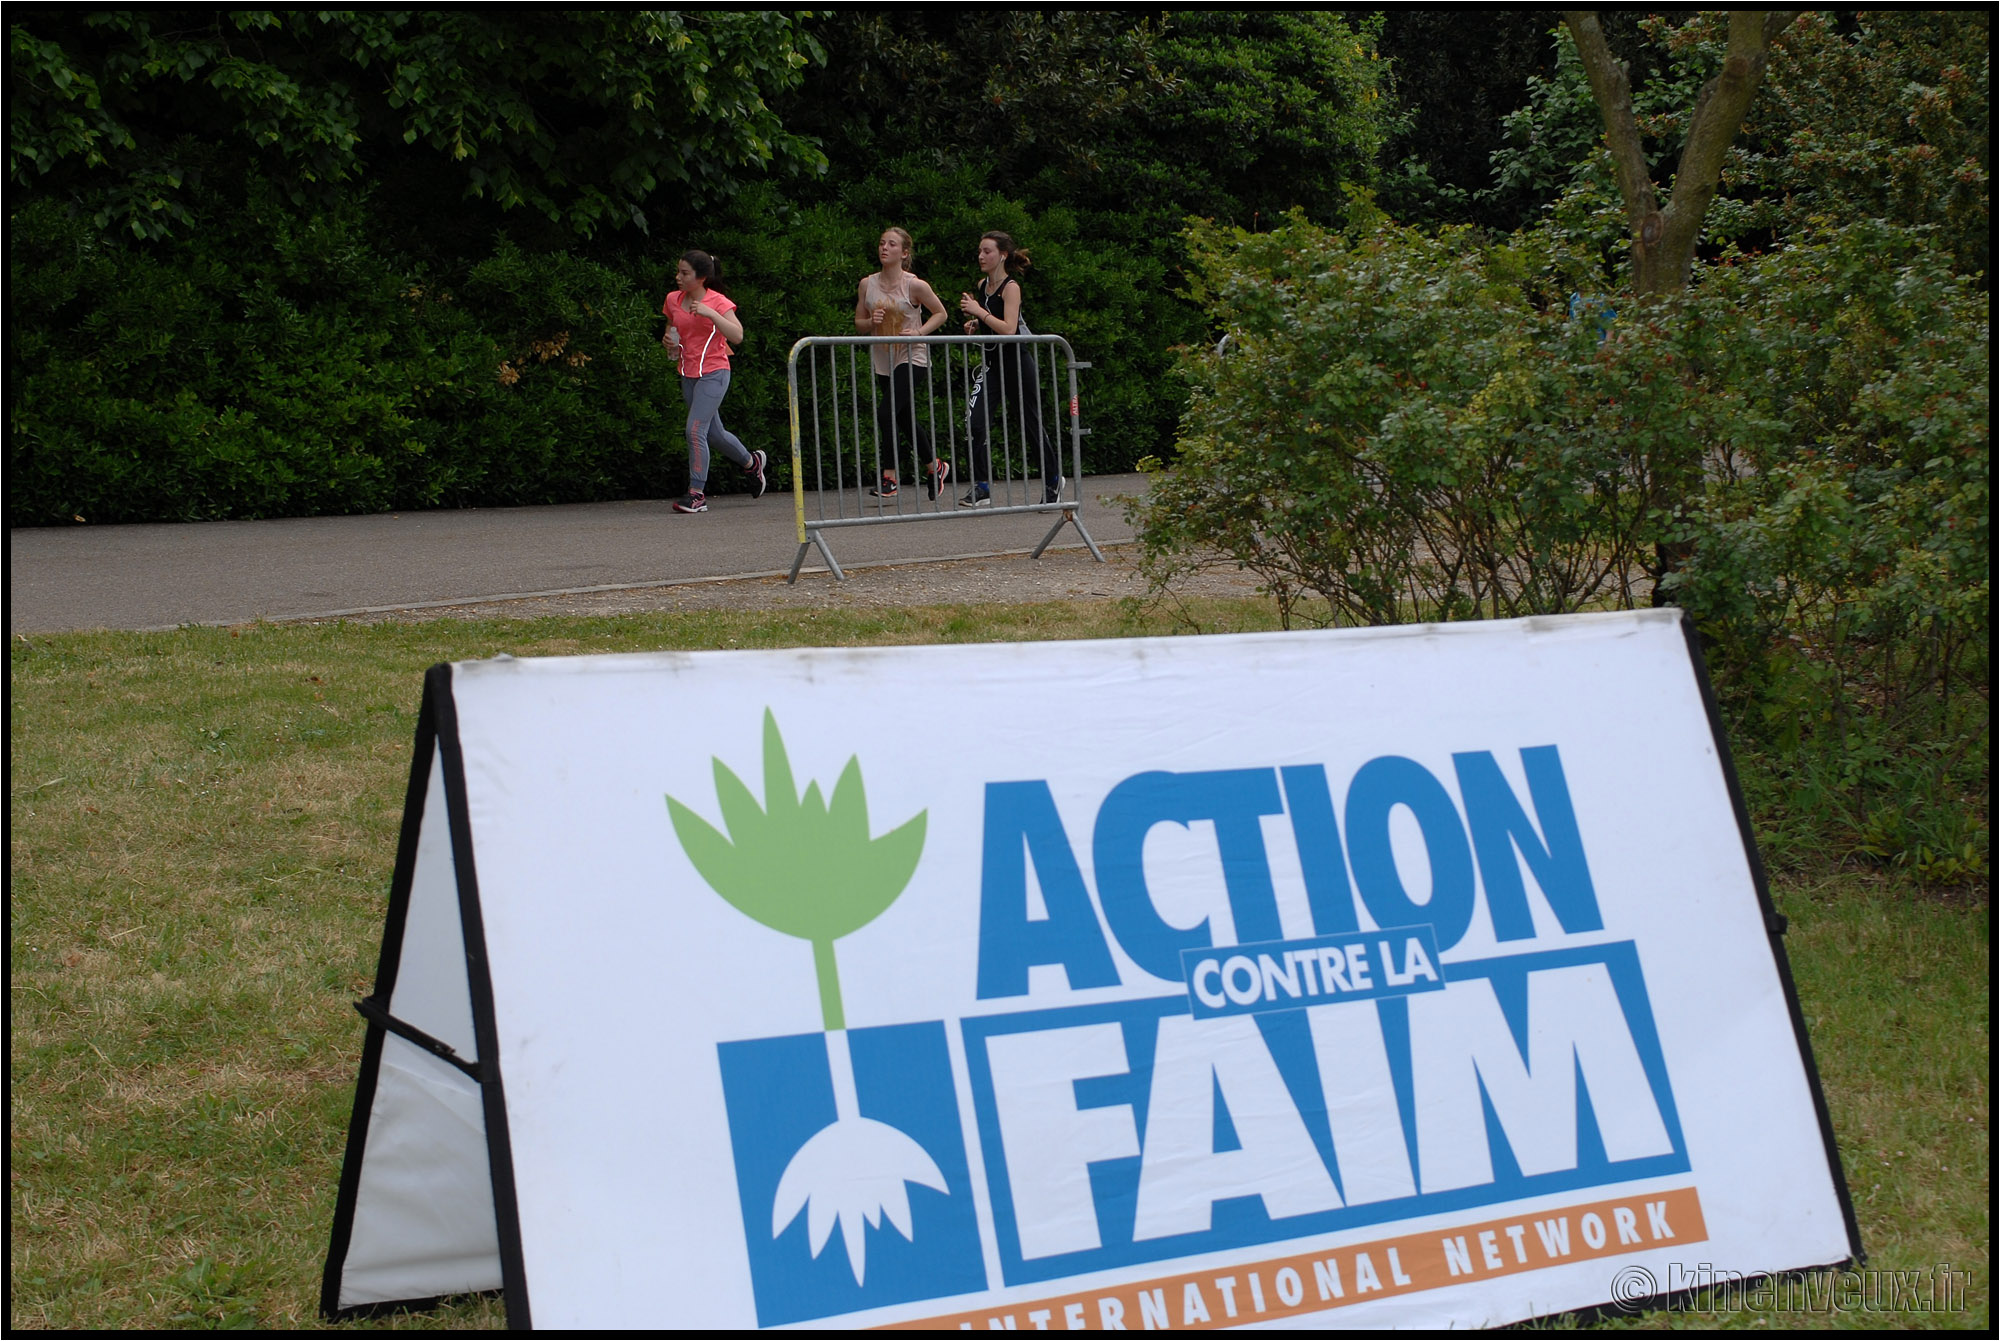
[
  {"x1": 7, "y1": 158, "x2": 1195, "y2": 525},
  {"x1": 7, "y1": 184, "x2": 683, "y2": 524}
]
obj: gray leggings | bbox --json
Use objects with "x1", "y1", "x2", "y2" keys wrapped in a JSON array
[{"x1": 681, "y1": 369, "x2": 751, "y2": 492}]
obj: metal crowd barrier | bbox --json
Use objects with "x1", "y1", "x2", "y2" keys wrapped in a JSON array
[{"x1": 785, "y1": 334, "x2": 1105, "y2": 581}]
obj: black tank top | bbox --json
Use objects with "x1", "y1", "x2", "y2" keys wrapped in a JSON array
[{"x1": 977, "y1": 277, "x2": 1027, "y2": 356}]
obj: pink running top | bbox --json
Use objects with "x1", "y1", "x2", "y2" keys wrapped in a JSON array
[{"x1": 663, "y1": 289, "x2": 737, "y2": 378}]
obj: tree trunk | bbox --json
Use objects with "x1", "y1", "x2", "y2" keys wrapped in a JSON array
[{"x1": 1561, "y1": 11, "x2": 1799, "y2": 295}]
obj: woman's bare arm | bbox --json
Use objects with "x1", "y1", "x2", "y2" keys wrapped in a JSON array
[
  {"x1": 854, "y1": 278, "x2": 878, "y2": 334},
  {"x1": 686, "y1": 296, "x2": 745, "y2": 345},
  {"x1": 909, "y1": 278, "x2": 948, "y2": 336}
]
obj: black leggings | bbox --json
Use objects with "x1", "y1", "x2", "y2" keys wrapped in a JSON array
[
  {"x1": 872, "y1": 363, "x2": 935, "y2": 478},
  {"x1": 966, "y1": 348, "x2": 1059, "y2": 485}
]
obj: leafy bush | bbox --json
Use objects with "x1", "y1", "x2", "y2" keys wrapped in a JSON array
[
  {"x1": 6, "y1": 184, "x2": 695, "y2": 524},
  {"x1": 1128, "y1": 212, "x2": 1678, "y2": 626},
  {"x1": 1669, "y1": 10, "x2": 1991, "y2": 278},
  {"x1": 9, "y1": 187, "x2": 458, "y2": 521},
  {"x1": 1129, "y1": 212, "x2": 1988, "y2": 878},
  {"x1": 8, "y1": 12, "x2": 1413, "y2": 523},
  {"x1": 1664, "y1": 222, "x2": 1990, "y2": 874},
  {"x1": 454, "y1": 238, "x2": 680, "y2": 505},
  {"x1": 8, "y1": 12, "x2": 827, "y2": 241}
]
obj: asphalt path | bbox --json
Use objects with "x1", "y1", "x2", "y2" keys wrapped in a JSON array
[{"x1": 8, "y1": 474, "x2": 1149, "y2": 633}]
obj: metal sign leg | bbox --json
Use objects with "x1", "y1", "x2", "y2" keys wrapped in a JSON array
[
  {"x1": 1030, "y1": 505, "x2": 1106, "y2": 563},
  {"x1": 788, "y1": 532, "x2": 844, "y2": 584},
  {"x1": 787, "y1": 528, "x2": 846, "y2": 584}
]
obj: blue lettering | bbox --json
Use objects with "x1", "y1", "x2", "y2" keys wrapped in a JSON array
[
  {"x1": 966, "y1": 943, "x2": 1686, "y2": 1285},
  {"x1": 979, "y1": 749, "x2": 1604, "y2": 999},
  {"x1": 1278, "y1": 765, "x2": 1359, "y2": 934},
  {"x1": 976, "y1": 782, "x2": 1121, "y2": 999},
  {"x1": 1092, "y1": 769, "x2": 1285, "y2": 981},
  {"x1": 1453, "y1": 748, "x2": 1603, "y2": 939},
  {"x1": 1343, "y1": 757, "x2": 1478, "y2": 951}
]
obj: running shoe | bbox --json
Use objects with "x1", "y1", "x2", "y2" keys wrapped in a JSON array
[
  {"x1": 747, "y1": 450, "x2": 768, "y2": 499},
  {"x1": 672, "y1": 491, "x2": 708, "y2": 513},
  {"x1": 927, "y1": 459, "x2": 952, "y2": 500},
  {"x1": 1043, "y1": 474, "x2": 1066, "y2": 504},
  {"x1": 870, "y1": 473, "x2": 899, "y2": 497},
  {"x1": 957, "y1": 484, "x2": 992, "y2": 509}
]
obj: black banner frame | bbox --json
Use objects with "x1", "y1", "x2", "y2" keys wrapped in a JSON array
[{"x1": 318, "y1": 665, "x2": 534, "y2": 1327}]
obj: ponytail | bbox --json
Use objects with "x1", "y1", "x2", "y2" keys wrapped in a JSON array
[{"x1": 680, "y1": 248, "x2": 723, "y2": 289}]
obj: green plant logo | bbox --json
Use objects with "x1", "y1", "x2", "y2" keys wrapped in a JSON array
[
  {"x1": 666, "y1": 707, "x2": 927, "y2": 1030},
  {"x1": 668, "y1": 709, "x2": 941, "y2": 1284}
]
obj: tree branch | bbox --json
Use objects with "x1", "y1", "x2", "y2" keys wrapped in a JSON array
[
  {"x1": 1565, "y1": 9, "x2": 1800, "y2": 294},
  {"x1": 1561, "y1": 11, "x2": 1659, "y2": 237},
  {"x1": 1656, "y1": 11, "x2": 1799, "y2": 286},
  {"x1": 1761, "y1": 10, "x2": 1798, "y2": 45}
]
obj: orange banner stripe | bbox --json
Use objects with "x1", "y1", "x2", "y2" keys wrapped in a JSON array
[{"x1": 885, "y1": 1186, "x2": 1707, "y2": 1332}]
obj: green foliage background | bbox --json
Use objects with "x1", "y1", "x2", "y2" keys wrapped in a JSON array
[{"x1": 7, "y1": 10, "x2": 1394, "y2": 524}]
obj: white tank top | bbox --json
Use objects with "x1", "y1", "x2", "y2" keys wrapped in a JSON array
[{"x1": 863, "y1": 273, "x2": 930, "y2": 374}]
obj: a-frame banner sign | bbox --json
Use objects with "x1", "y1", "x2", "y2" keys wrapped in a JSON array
[{"x1": 322, "y1": 609, "x2": 1860, "y2": 1329}]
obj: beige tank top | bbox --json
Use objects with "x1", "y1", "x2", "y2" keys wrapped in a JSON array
[{"x1": 864, "y1": 273, "x2": 930, "y2": 374}]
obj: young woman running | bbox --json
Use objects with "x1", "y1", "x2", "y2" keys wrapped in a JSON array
[
  {"x1": 956, "y1": 231, "x2": 1061, "y2": 507},
  {"x1": 662, "y1": 249, "x2": 765, "y2": 514},
  {"x1": 854, "y1": 227, "x2": 950, "y2": 498}
]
